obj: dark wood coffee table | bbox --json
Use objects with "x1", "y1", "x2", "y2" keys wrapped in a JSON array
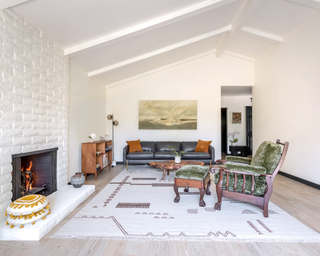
[{"x1": 149, "y1": 160, "x2": 205, "y2": 180}]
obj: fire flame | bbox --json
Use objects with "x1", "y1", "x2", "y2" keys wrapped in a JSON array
[
  {"x1": 23, "y1": 161, "x2": 33, "y2": 191},
  {"x1": 26, "y1": 161, "x2": 33, "y2": 171}
]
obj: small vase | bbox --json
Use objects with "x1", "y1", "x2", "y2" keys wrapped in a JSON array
[
  {"x1": 70, "y1": 172, "x2": 85, "y2": 188},
  {"x1": 89, "y1": 139, "x2": 93, "y2": 143},
  {"x1": 175, "y1": 156, "x2": 181, "y2": 163}
]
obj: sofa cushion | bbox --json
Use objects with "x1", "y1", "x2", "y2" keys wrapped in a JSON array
[
  {"x1": 182, "y1": 152, "x2": 211, "y2": 159},
  {"x1": 126, "y1": 139, "x2": 143, "y2": 153},
  {"x1": 180, "y1": 141, "x2": 197, "y2": 152},
  {"x1": 195, "y1": 139, "x2": 212, "y2": 153},
  {"x1": 154, "y1": 152, "x2": 175, "y2": 159},
  {"x1": 127, "y1": 151, "x2": 154, "y2": 160},
  {"x1": 140, "y1": 141, "x2": 155, "y2": 152},
  {"x1": 156, "y1": 141, "x2": 180, "y2": 152}
]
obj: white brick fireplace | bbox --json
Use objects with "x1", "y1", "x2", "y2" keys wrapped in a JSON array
[{"x1": 0, "y1": 9, "x2": 69, "y2": 223}]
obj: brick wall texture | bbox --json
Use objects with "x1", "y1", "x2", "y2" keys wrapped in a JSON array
[{"x1": 0, "y1": 9, "x2": 69, "y2": 222}]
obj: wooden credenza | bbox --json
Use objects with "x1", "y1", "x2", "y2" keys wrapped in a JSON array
[{"x1": 81, "y1": 140, "x2": 112, "y2": 180}]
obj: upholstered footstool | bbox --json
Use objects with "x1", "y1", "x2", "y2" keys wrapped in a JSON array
[{"x1": 174, "y1": 165, "x2": 211, "y2": 207}]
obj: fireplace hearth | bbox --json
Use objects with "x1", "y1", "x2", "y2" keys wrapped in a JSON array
[{"x1": 11, "y1": 148, "x2": 58, "y2": 201}]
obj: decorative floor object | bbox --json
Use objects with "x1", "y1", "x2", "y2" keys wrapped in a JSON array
[
  {"x1": 0, "y1": 185, "x2": 95, "y2": 241},
  {"x1": 51, "y1": 167, "x2": 320, "y2": 242}
]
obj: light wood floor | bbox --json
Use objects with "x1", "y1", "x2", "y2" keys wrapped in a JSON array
[{"x1": 1, "y1": 164, "x2": 320, "y2": 256}]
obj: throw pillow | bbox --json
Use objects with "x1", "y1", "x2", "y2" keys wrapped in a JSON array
[
  {"x1": 126, "y1": 139, "x2": 143, "y2": 153},
  {"x1": 195, "y1": 139, "x2": 212, "y2": 153}
]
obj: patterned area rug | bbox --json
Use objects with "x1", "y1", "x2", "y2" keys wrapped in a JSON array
[{"x1": 51, "y1": 166, "x2": 320, "y2": 242}]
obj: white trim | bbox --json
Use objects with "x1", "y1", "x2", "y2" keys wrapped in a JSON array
[
  {"x1": 0, "y1": 0, "x2": 30, "y2": 9},
  {"x1": 224, "y1": 51, "x2": 255, "y2": 62},
  {"x1": 286, "y1": 0, "x2": 320, "y2": 9},
  {"x1": 105, "y1": 50, "x2": 217, "y2": 89},
  {"x1": 241, "y1": 27, "x2": 283, "y2": 43},
  {"x1": 89, "y1": 26, "x2": 231, "y2": 77},
  {"x1": 64, "y1": 0, "x2": 236, "y2": 56}
]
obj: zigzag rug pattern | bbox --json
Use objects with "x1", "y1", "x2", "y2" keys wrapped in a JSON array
[{"x1": 51, "y1": 166, "x2": 320, "y2": 242}]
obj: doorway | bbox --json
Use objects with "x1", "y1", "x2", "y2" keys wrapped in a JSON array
[
  {"x1": 221, "y1": 108, "x2": 227, "y2": 159},
  {"x1": 246, "y1": 106, "x2": 252, "y2": 155},
  {"x1": 221, "y1": 86, "x2": 252, "y2": 158}
]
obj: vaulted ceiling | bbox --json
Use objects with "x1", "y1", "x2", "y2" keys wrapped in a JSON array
[{"x1": 4, "y1": 0, "x2": 320, "y2": 87}]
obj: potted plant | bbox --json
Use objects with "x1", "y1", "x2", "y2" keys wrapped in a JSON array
[
  {"x1": 168, "y1": 146, "x2": 185, "y2": 163},
  {"x1": 88, "y1": 133, "x2": 96, "y2": 143},
  {"x1": 228, "y1": 131, "x2": 240, "y2": 146}
]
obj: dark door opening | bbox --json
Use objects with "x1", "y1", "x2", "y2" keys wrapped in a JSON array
[
  {"x1": 246, "y1": 106, "x2": 252, "y2": 155},
  {"x1": 221, "y1": 108, "x2": 227, "y2": 158}
]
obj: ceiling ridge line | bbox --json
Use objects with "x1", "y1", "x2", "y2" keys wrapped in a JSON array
[
  {"x1": 216, "y1": 0, "x2": 264, "y2": 57},
  {"x1": 64, "y1": 0, "x2": 237, "y2": 56},
  {"x1": 104, "y1": 49, "x2": 217, "y2": 89},
  {"x1": 88, "y1": 26, "x2": 231, "y2": 77}
]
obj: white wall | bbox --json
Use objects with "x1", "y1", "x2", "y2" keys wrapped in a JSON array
[
  {"x1": 0, "y1": 9, "x2": 69, "y2": 222},
  {"x1": 254, "y1": 12, "x2": 320, "y2": 184},
  {"x1": 221, "y1": 95, "x2": 252, "y2": 153},
  {"x1": 106, "y1": 53, "x2": 254, "y2": 162},
  {"x1": 68, "y1": 60, "x2": 106, "y2": 178}
]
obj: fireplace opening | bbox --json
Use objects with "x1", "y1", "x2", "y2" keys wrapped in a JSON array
[{"x1": 12, "y1": 148, "x2": 58, "y2": 201}]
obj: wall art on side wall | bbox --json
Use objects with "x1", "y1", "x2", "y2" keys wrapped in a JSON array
[
  {"x1": 139, "y1": 100, "x2": 197, "y2": 130},
  {"x1": 232, "y1": 112, "x2": 241, "y2": 124}
]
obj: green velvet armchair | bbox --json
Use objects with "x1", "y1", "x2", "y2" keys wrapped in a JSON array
[{"x1": 211, "y1": 139, "x2": 289, "y2": 217}]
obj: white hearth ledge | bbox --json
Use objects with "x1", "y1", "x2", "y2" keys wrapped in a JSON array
[{"x1": 0, "y1": 185, "x2": 95, "y2": 241}]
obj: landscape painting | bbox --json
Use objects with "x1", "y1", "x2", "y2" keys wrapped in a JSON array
[{"x1": 139, "y1": 100, "x2": 197, "y2": 130}]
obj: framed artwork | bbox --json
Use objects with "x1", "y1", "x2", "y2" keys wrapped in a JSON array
[
  {"x1": 232, "y1": 112, "x2": 241, "y2": 124},
  {"x1": 139, "y1": 100, "x2": 197, "y2": 130}
]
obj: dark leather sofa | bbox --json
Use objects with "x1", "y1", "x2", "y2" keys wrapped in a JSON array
[{"x1": 123, "y1": 141, "x2": 215, "y2": 165}]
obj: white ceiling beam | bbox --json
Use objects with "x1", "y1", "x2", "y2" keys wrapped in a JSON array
[
  {"x1": 215, "y1": 0, "x2": 263, "y2": 57},
  {"x1": 0, "y1": 0, "x2": 30, "y2": 9},
  {"x1": 65, "y1": 0, "x2": 237, "y2": 56},
  {"x1": 241, "y1": 27, "x2": 283, "y2": 43},
  {"x1": 88, "y1": 26, "x2": 231, "y2": 77},
  {"x1": 286, "y1": 0, "x2": 320, "y2": 9}
]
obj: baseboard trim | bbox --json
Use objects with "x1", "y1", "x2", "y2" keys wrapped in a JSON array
[{"x1": 278, "y1": 171, "x2": 320, "y2": 190}]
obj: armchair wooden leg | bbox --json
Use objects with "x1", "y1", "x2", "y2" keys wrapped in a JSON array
[
  {"x1": 263, "y1": 177, "x2": 273, "y2": 217},
  {"x1": 184, "y1": 187, "x2": 189, "y2": 192},
  {"x1": 214, "y1": 170, "x2": 223, "y2": 211},
  {"x1": 199, "y1": 188, "x2": 206, "y2": 207},
  {"x1": 205, "y1": 179, "x2": 211, "y2": 195},
  {"x1": 174, "y1": 185, "x2": 180, "y2": 203}
]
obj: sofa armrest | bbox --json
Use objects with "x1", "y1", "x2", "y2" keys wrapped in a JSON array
[
  {"x1": 123, "y1": 145, "x2": 129, "y2": 164},
  {"x1": 209, "y1": 145, "x2": 215, "y2": 164},
  {"x1": 225, "y1": 156, "x2": 251, "y2": 165}
]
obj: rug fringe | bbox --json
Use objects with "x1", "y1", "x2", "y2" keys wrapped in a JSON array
[{"x1": 50, "y1": 234, "x2": 320, "y2": 243}]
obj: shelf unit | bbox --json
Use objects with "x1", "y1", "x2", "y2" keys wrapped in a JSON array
[{"x1": 81, "y1": 140, "x2": 112, "y2": 180}]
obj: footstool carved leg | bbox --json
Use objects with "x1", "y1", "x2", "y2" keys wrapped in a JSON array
[
  {"x1": 214, "y1": 202, "x2": 221, "y2": 211},
  {"x1": 162, "y1": 169, "x2": 166, "y2": 180},
  {"x1": 205, "y1": 179, "x2": 211, "y2": 195},
  {"x1": 199, "y1": 188, "x2": 206, "y2": 207},
  {"x1": 174, "y1": 185, "x2": 180, "y2": 203}
]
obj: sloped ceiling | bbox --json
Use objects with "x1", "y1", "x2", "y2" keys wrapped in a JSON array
[{"x1": 7, "y1": 0, "x2": 320, "y2": 87}]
